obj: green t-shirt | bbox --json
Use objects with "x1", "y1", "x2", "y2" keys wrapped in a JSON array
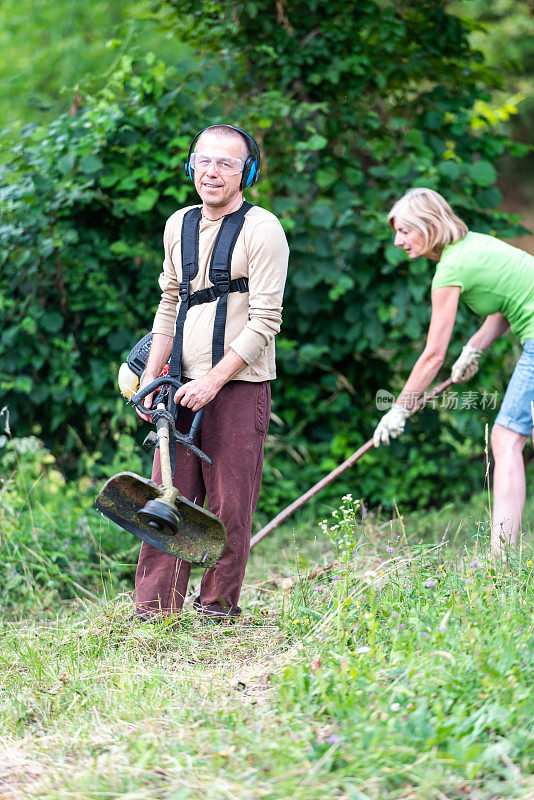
[{"x1": 431, "y1": 231, "x2": 534, "y2": 343}]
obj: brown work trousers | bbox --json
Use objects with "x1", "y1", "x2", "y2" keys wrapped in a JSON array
[{"x1": 135, "y1": 380, "x2": 270, "y2": 617}]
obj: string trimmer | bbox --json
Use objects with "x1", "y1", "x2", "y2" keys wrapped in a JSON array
[{"x1": 95, "y1": 335, "x2": 226, "y2": 567}]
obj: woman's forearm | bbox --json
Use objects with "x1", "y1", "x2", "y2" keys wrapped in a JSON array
[
  {"x1": 396, "y1": 351, "x2": 444, "y2": 409},
  {"x1": 468, "y1": 313, "x2": 509, "y2": 351},
  {"x1": 393, "y1": 286, "x2": 460, "y2": 410}
]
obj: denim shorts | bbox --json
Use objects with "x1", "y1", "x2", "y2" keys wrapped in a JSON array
[{"x1": 495, "y1": 339, "x2": 534, "y2": 435}]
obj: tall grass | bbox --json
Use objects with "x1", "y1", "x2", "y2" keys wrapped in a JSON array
[
  {"x1": 1, "y1": 437, "x2": 533, "y2": 798},
  {"x1": 0, "y1": 436, "x2": 139, "y2": 614},
  {"x1": 274, "y1": 496, "x2": 534, "y2": 798},
  {"x1": 0, "y1": 489, "x2": 532, "y2": 798}
]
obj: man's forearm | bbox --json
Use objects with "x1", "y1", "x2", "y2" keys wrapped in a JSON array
[
  {"x1": 173, "y1": 348, "x2": 247, "y2": 411},
  {"x1": 208, "y1": 348, "x2": 248, "y2": 389},
  {"x1": 143, "y1": 333, "x2": 173, "y2": 381},
  {"x1": 468, "y1": 313, "x2": 509, "y2": 351}
]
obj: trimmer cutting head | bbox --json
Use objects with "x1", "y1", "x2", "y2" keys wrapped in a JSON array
[
  {"x1": 137, "y1": 498, "x2": 181, "y2": 535},
  {"x1": 95, "y1": 472, "x2": 226, "y2": 567}
]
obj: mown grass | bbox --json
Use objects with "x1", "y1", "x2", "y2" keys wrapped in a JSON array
[
  {"x1": 1, "y1": 489, "x2": 533, "y2": 799},
  {"x1": 1, "y1": 438, "x2": 534, "y2": 798}
]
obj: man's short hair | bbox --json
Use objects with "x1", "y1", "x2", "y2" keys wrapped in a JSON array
[{"x1": 196, "y1": 125, "x2": 253, "y2": 161}]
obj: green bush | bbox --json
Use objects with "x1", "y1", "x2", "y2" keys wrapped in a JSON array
[
  {"x1": 0, "y1": 53, "x2": 212, "y2": 468},
  {"x1": 1, "y1": 2, "x2": 531, "y2": 514},
  {"x1": 0, "y1": 436, "x2": 138, "y2": 613}
]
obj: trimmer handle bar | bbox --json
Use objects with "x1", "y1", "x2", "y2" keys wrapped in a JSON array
[
  {"x1": 132, "y1": 375, "x2": 183, "y2": 416},
  {"x1": 131, "y1": 377, "x2": 210, "y2": 465}
]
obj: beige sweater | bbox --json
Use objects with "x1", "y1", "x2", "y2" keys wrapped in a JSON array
[{"x1": 152, "y1": 202, "x2": 289, "y2": 381}]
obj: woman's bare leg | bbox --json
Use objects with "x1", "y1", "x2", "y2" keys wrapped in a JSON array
[{"x1": 490, "y1": 423, "x2": 528, "y2": 555}]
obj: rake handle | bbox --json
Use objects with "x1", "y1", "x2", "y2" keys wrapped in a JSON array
[{"x1": 251, "y1": 377, "x2": 453, "y2": 548}]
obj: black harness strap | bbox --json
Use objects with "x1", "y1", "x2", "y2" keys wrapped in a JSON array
[
  {"x1": 165, "y1": 202, "x2": 252, "y2": 474},
  {"x1": 166, "y1": 207, "x2": 201, "y2": 476},
  {"x1": 188, "y1": 276, "x2": 249, "y2": 308},
  {"x1": 209, "y1": 202, "x2": 252, "y2": 366},
  {"x1": 168, "y1": 207, "x2": 202, "y2": 382}
]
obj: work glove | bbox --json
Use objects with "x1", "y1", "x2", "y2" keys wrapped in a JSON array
[
  {"x1": 373, "y1": 404, "x2": 410, "y2": 448},
  {"x1": 450, "y1": 344, "x2": 482, "y2": 384}
]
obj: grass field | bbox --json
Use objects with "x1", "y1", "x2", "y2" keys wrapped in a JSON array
[{"x1": 1, "y1": 479, "x2": 534, "y2": 799}]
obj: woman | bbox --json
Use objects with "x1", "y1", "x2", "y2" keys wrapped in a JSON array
[{"x1": 374, "y1": 187, "x2": 534, "y2": 556}]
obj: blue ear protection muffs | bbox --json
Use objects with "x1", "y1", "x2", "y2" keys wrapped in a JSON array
[{"x1": 184, "y1": 124, "x2": 261, "y2": 190}]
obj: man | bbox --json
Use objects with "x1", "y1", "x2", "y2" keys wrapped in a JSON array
[{"x1": 134, "y1": 124, "x2": 289, "y2": 620}]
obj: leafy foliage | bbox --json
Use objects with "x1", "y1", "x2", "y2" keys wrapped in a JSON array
[
  {"x1": 0, "y1": 1, "x2": 530, "y2": 515},
  {"x1": 157, "y1": 0, "x2": 529, "y2": 509},
  {"x1": 450, "y1": 0, "x2": 534, "y2": 187},
  {"x1": 0, "y1": 0, "x2": 189, "y2": 129},
  {"x1": 0, "y1": 436, "x2": 137, "y2": 612},
  {"x1": 0, "y1": 54, "x2": 211, "y2": 470}
]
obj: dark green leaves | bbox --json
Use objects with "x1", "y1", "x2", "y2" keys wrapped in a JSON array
[
  {"x1": 469, "y1": 160, "x2": 497, "y2": 187},
  {"x1": 134, "y1": 188, "x2": 159, "y2": 211},
  {"x1": 79, "y1": 155, "x2": 104, "y2": 174},
  {"x1": 41, "y1": 312, "x2": 64, "y2": 333},
  {"x1": 0, "y1": 4, "x2": 527, "y2": 514}
]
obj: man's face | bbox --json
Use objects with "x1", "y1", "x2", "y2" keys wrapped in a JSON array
[{"x1": 193, "y1": 131, "x2": 246, "y2": 210}]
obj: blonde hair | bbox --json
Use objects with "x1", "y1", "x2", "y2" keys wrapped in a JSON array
[{"x1": 388, "y1": 188, "x2": 468, "y2": 256}]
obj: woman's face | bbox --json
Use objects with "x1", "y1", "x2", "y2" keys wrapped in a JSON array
[{"x1": 393, "y1": 221, "x2": 427, "y2": 259}]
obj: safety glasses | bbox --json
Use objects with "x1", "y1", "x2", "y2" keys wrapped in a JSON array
[{"x1": 190, "y1": 153, "x2": 245, "y2": 176}]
